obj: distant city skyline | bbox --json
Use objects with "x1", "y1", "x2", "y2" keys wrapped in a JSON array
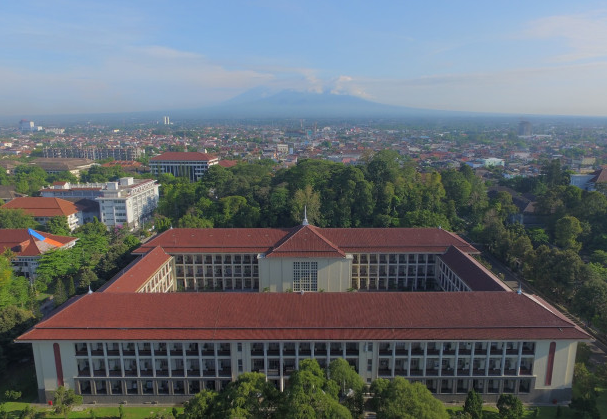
[{"x1": 2, "y1": 1, "x2": 607, "y2": 117}]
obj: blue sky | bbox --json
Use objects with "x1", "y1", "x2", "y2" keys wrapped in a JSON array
[{"x1": 2, "y1": 0, "x2": 607, "y2": 116}]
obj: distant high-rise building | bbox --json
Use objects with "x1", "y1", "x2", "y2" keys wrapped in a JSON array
[
  {"x1": 19, "y1": 119, "x2": 35, "y2": 133},
  {"x1": 518, "y1": 121, "x2": 532, "y2": 136},
  {"x1": 163, "y1": 116, "x2": 170, "y2": 125}
]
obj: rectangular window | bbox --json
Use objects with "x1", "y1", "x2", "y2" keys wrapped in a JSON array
[{"x1": 293, "y1": 261, "x2": 318, "y2": 291}]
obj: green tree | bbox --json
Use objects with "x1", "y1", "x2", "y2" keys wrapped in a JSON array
[
  {"x1": 176, "y1": 211, "x2": 213, "y2": 228},
  {"x1": 572, "y1": 277, "x2": 607, "y2": 332},
  {"x1": 554, "y1": 215, "x2": 583, "y2": 251},
  {"x1": 0, "y1": 305, "x2": 35, "y2": 370},
  {"x1": 45, "y1": 215, "x2": 71, "y2": 236},
  {"x1": 277, "y1": 359, "x2": 351, "y2": 419},
  {"x1": 53, "y1": 279, "x2": 67, "y2": 306},
  {"x1": 328, "y1": 359, "x2": 365, "y2": 418},
  {"x1": 371, "y1": 376, "x2": 449, "y2": 419},
  {"x1": 496, "y1": 394, "x2": 523, "y2": 419},
  {"x1": 291, "y1": 185, "x2": 322, "y2": 226},
  {"x1": 13, "y1": 164, "x2": 48, "y2": 195},
  {"x1": 210, "y1": 372, "x2": 281, "y2": 419},
  {"x1": 53, "y1": 386, "x2": 83, "y2": 418},
  {"x1": 36, "y1": 248, "x2": 78, "y2": 293},
  {"x1": 541, "y1": 159, "x2": 569, "y2": 187},
  {"x1": 183, "y1": 389, "x2": 217, "y2": 419},
  {"x1": 0, "y1": 208, "x2": 38, "y2": 229},
  {"x1": 463, "y1": 389, "x2": 483, "y2": 419}
]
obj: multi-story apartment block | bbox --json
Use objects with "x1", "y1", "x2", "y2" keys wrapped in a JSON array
[
  {"x1": 43, "y1": 147, "x2": 143, "y2": 161},
  {"x1": 0, "y1": 229, "x2": 77, "y2": 278},
  {"x1": 41, "y1": 178, "x2": 159, "y2": 230},
  {"x1": 96, "y1": 178, "x2": 158, "y2": 229},
  {"x1": 17, "y1": 226, "x2": 588, "y2": 405},
  {"x1": 149, "y1": 152, "x2": 219, "y2": 182}
]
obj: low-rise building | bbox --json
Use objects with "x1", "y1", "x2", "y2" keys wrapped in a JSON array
[
  {"x1": 149, "y1": 152, "x2": 219, "y2": 181},
  {"x1": 31, "y1": 158, "x2": 97, "y2": 176},
  {"x1": 0, "y1": 228, "x2": 77, "y2": 278},
  {"x1": 1, "y1": 197, "x2": 82, "y2": 231}
]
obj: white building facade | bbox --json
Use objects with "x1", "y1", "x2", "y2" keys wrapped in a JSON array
[
  {"x1": 149, "y1": 152, "x2": 219, "y2": 182},
  {"x1": 19, "y1": 292, "x2": 586, "y2": 404},
  {"x1": 96, "y1": 178, "x2": 159, "y2": 229}
]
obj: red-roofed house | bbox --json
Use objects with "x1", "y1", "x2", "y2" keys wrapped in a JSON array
[
  {"x1": 149, "y1": 152, "x2": 219, "y2": 181},
  {"x1": 1, "y1": 197, "x2": 82, "y2": 231},
  {"x1": 0, "y1": 229, "x2": 77, "y2": 278}
]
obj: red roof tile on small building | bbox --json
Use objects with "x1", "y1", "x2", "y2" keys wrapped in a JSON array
[
  {"x1": 1, "y1": 197, "x2": 78, "y2": 217},
  {"x1": 218, "y1": 160, "x2": 238, "y2": 168},
  {"x1": 590, "y1": 168, "x2": 607, "y2": 183},
  {"x1": 17, "y1": 292, "x2": 589, "y2": 342},
  {"x1": 0, "y1": 229, "x2": 76, "y2": 257}
]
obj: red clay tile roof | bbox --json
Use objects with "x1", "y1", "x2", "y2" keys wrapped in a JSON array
[
  {"x1": 0, "y1": 229, "x2": 76, "y2": 257},
  {"x1": 100, "y1": 247, "x2": 172, "y2": 293},
  {"x1": 265, "y1": 225, "x2": 346, "y2": 258},
  {"x1": 439, "y1": 246, "x2": 510, "y2": 291},
  {"x1": 1, "y1": 197, "x2": 78, "y2": 217},
  {"x1": 149, "y1": 152, "x2": 218, "y2": 162},
  {"x1": 135, "y1": 227, "x2": 476, "y2": 256},
  {"x1": 218, "y1": 160, "x2": 238, "y2": 168},
  {"x1": 320, "y1": 228, "x2": 477, "y2": 254},
  {"x1": 134, "y1": 228, "x2": 292, "y2": 255},
  {"x1": 591, "y1": 168, "x2": 607, "y2": 183},
  {"x1": 17, "y1": 292, "x2": 589, "y2": 342}
]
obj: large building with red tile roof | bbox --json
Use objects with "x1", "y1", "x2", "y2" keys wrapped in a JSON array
[
  {"x1": 149, "y1": 152, "x2": 219, "y2": 181},
  {"x1": 17, "y1": 225, "x2": 588, "y2": 405},
  {"x1": 0, "y1": 229, "x2": 77, "y2": 278},
  {"x1": 1, "y1": 197, "x2": 82, "y2": 231},
  {"x1": 134, "y1": 225, "x2": 487, "y2": 293}
]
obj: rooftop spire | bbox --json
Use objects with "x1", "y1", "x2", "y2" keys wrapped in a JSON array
[{"x1": 302, "y1": 206, "x2": 309, "y2": 226}]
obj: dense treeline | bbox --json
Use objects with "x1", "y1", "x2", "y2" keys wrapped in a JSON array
[
  {"x1": 155, "y1": 151, "x2": 488, "y2": 231},
  {"x1": 182, "y1": 358, "x2": 448, "y2": 419},
  {"x1": 482, "y1": 159, "x2": 607, "y2": 333}
]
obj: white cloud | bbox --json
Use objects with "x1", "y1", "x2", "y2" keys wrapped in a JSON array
[
  {"x1": 354, "y1": 62, "x2": 607, "y2": 116},
  {"x1": 523, "y1": 11, "x2": 607, "y2": 62},
  {"x1": 0, "y1": 45, "x2": 275, "y2": 115}
]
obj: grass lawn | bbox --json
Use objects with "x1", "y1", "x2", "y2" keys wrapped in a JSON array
[
  {"x1": 3, "y1": 403, "x2": 182, "y2": 419},
  {"x1": 446, "y1": 404, "x2": 579, "y2": 419}
]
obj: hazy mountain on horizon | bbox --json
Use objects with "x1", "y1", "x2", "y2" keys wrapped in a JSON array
[{"x1": 188, "y1": 88, "x2": 466, "y2": 119}]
